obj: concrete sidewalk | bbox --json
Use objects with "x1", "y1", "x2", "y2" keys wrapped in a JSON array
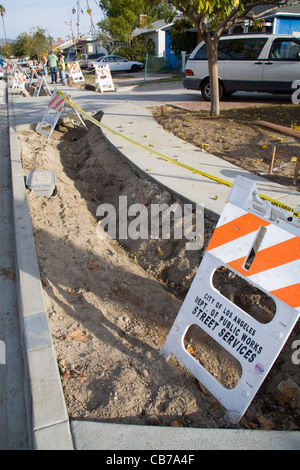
[
  {"x1": 10, "y1": 79, "x2": 300, "y2": 219},
  {"x1": 5, "y1": 77, "x2": 300, "y2": 450}
]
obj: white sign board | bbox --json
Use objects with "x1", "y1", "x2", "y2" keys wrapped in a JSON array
[
  {"x1": 67, "y1": 61, "x2": 85, "y2": 83},
  {"x1": 33, "y1": 75, "x2": 52, "y2": 97},
  {"x1": 12, "y1": 71, "x2": 28, "y2": 95},
  {"x1": 36, "y1": 89, "x2": 65, "y2": 139},
  {"x1": 95, "y1": 65, "x2": 115, "y2": 93},
  {"x1": 161, "y1": 176, "x2": 300, "y2": 423}
]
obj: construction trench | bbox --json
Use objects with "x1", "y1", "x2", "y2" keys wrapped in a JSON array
[
  {"x1": 4, "y1": 69, "x2": 300, "y2": 448},
  {"x1": 17, "y1": 115, "x2": 300, "y2": 433}
]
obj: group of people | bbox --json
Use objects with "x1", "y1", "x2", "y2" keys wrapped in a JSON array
[{"x1": 45, "y1": 50, "x2": 66, "y2": 85}]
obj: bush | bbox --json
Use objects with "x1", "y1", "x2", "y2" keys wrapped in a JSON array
[{"x1": 115, "y1": 37, "x2": 154, "y2": 62}]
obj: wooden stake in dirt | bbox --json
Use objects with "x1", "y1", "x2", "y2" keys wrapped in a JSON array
[
  {"x1": 294, "y1": 157, "x2": 300, "y2": 186},
  {"x1": 269, "y1": 146, "x2": 276, "y2": 174}
]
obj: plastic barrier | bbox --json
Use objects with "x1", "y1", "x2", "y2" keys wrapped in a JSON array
[
  {"x1": 12, "y1": 71, "x2": 28, "y2": 95},
  {"x1": 95, "y1": 64, "x2": 115, "y2": 93},
  {"x1": 67, "y1": 61, "x2": 85, "y2": 83},
  {"x1": 33, "y1": 75, "x2": 51, "y2": 97},
  {"x1": 36, "y1": 89, "x2": 87, "y2": 139},
  {"x1": 160, "y1": 175, "x2": 300, "y2": 423},
  {"x1": 35, "y1": 89, "x2": 66, "y2": 139}
]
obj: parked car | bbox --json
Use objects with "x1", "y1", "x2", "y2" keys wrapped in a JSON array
[
  {"x1": 63, "y1": 52, "x2": 106, "y2": 69},
  {"x1": 87, "y1": 55, "x2": 144, "y2": 73},
  {"x1": 184, "y1": 34, "x2": 300, "y2": 100},
  {"x1": 16, "y1": 59, "x2": 28, "y2": 67},
  {"x1": 88, "y1": 53, "x2": 106, "y2": 60}
]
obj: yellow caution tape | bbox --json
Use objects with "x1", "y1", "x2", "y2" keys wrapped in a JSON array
[{"x1": 58, "y1": 91, "x2": 300, "y2": 218}]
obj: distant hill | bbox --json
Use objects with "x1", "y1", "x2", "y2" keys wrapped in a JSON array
[{"x1": 0, "y1": 38, "x2": 15, "y2": 45}]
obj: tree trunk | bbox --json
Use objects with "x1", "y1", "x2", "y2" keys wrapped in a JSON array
[{"x1": 206, "y1": 42, "x2": 220, "y2": 117}]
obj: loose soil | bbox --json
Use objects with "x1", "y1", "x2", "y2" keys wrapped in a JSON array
[
  {"x1": 152, "y1": 103, "x2": 300, "y2": 191},
  {"x1": 18, "y1": 101, "x2": 300, "y2": 433}
]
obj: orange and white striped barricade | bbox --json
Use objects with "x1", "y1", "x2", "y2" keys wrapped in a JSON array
[
  {"x1": 95, "y1": 64, "x2": 115, "y2": 93},
  {"x1": 7, "y1": 64, "x2": 16, "y2": 87},
  {"x1": 29, "y1": 67, "x2": 40, "y2": 86},
  {"x1": 11, "y1": 70, "x2": 28, "y2": 95},
  {"x1": 36, "y1": 89, "x2": 65, "y2": 139},
  {"x1": 33, "y1": 75, "x2": 51, "y2": 97},
  {"x1": 67, "y1": 61, "x2": 85, "y2": 84},
  {"x1": 160, "y1": 175, "x2": 300, "y2": 423}
]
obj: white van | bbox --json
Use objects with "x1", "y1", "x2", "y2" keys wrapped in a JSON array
[{"x1": 183, "y1": 34, "x2": 300, "y2": 100}]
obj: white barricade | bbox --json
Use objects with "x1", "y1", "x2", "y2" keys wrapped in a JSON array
[
  {"x1": 67, "y1": 61, "x2": 85, "y2": 83},
  {"x1": 29, "y1": 67, "x2": 39, "y2": 86},
  {"x1": 36, "y1": 89, "x2": 65, "y2": 139},
  {"x1": 95, "y1": 65, "x2": 115, "y2": 93},
  {"x1": 63, "y1": 101, "x2": 87, "y2": 129},
  {"x1": 33, "y1": 75, "x2": 51, "y2": 97},
  {"x1": 36, "y1": 89, "x2": 87, "y2": 139},
  {"x1": 12, "y1": 70, "x2": 28, "y2": 95},
  {"x1": 160, "y1": 175, "x2": 300, "y2": 423}
]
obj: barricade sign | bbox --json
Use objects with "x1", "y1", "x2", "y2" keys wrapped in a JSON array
[
  {"x1": 95, "y1": 65, "x2": 115, "y2": 93},
  {"x1": 64, "y1": 101, "x2": 87, "y2": 130},
  {"x1": 36, "y1": 89, "x2": 87, "y2": 139},
  {"x1": 67, "y1": 61, "x2": 85, "y2": 83},
  {"x1": 160, "y1": 175, "x2": 300, "y2": 423},
  {"x1": 36, "y1": 89, "x2": 65, "y2": 139},
  {"x1": 33, "y1": 75, "x2": 51, "y2": 97},
  {"x1": 29, "y1": 67, "x2": 39, "y2": 86},
  {"x1": 12, "y1": 70, "x2": 28, "y2": 95}
]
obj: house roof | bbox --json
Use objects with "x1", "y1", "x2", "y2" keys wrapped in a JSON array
[
  {"x1": 133, "y1": 17, "x2": 183, "y2": 36},
  {"x1": 250, "y1": 3, "x2": 300, "y2": 18},
  {"x1": 133, "y1": 19, "x2": 171, "y2": 36}
]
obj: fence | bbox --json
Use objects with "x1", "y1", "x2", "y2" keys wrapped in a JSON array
[{"x1": 143, "y1": 52, "x2": 189, "y2": 82}]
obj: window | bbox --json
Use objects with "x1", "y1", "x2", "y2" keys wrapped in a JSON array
[
  {"x1": 269, "y1": 39, "x2": 300, "y2": 60},
  {"x1": 194, "y1": 44, "x2": 208, "y2": 60},
  {"x1": 193, "y1": 38, "x2": 267, "y2": 61},
  {"x1": 218, "y1": 38, "x2": 267, "y2": 60},
  {"x1": 103, "y1": 57, "x2": 115, "y2": 63}
]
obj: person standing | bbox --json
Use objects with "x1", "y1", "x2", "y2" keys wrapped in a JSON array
[
  {"x1": 58, "y1": 53, "x2": 66, "y2": 86},
  {"x1": 42, "y1": 55, "x2": 48, "y2": 76},
  {"x1": 48, "y1": 50, "x2": 58, "y2": 84}
]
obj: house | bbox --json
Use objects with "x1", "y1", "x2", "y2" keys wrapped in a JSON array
[
  {"x1": 133, "y1": 17, "x2": 184, "y2": 70},
  {"x1": 228, "y1": 4, "x2": 300, "y2": 35},
  {"x1": 133, "y1": 19, "x2": 171, "y2": 58},
  {"x1": 59, "y1": 37, "x2": 108, "y2": 58},
  {"x1": 262, "y1": 4, "x2": 300, "y2": 35}
]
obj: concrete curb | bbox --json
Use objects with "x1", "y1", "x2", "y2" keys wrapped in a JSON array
[
  {"x1": 7, "y1": 86, "x2": 74, "y2": 450},
  {"x1": 70, "y1": 421, "x2": 300, "y2": 450}
]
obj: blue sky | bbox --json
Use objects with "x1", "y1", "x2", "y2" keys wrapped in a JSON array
[{"x1": 0, "y1": 0, "x2": 104, "y2": 40}]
